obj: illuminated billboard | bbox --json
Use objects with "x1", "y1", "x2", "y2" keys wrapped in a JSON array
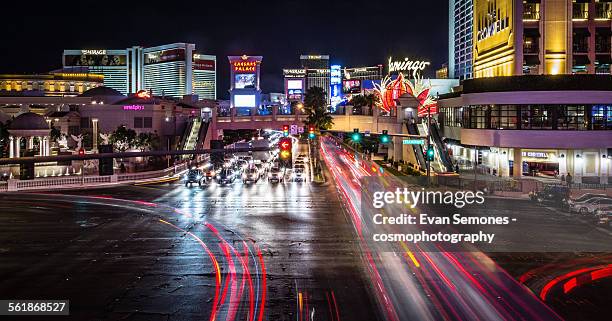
[
  {"x1": 64, "y1": 54, "x2": 126, "y2": 66},
  {"x1": 343, "y1": 79, "x2": 362, "y2": 94},
  {"x1": 235, "y1": 74, "x2": 256, "y2": 89},
  {"x1": 287, "y1": 79, "x2": 303, "y2": 90},
  {"x1": 193, "y1": 55, "x2": 215, "y2": 71},
  {"x1": 144, "y1": 48, "x2": 186, "y2": 65},
  {"x1": 234, "y1": 94, "x2": 256, "y2": 107},
  {"x1": 330, "y1": 65, "x2": 342, "y2": 107}
]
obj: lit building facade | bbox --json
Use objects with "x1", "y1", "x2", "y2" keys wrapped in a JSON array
[
  {"x1": 438, "y1": 0, "x2": 612, "y2": 184},
  {"x1": 472, "y1": 0, "x2": 612, "y2": 78},
  {"x1": 0, "y1": 72, "x2": 103, "y2": 97},
  {"x1": 63, "y1": 44, "x2": 217, "y2": 99},
  {"x1": 450, "y1": 0, "x2": 474, "y2": 79},
  {"x1": 301, "y1": 55, "x2": 331, "y2": 102},
  {"x1": 438, "y1": 75, "x2": 612, "y2": 183}
]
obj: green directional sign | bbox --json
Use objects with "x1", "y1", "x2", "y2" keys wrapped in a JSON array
[{"x1": 402, "y1": 139, "x2": 425, "y2": 145}]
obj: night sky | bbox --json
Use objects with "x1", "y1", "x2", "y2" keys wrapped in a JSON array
[{"x1": 3, "y1": 0, "x2": 449, "y2": 99}]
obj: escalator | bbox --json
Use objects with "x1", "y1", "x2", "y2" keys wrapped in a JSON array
[
  {"x1": 180, "y1": 117, "x2": 203, "y2": 159},
  {"x1": 406, "y1": 122, "x2": 427, "y2": 170},
  {"x1": 429, "y1": 122, "x2": 454, "y2": 172},
  {"x1": 411, "y1": 121, "x2": 454, "y2": 173}
]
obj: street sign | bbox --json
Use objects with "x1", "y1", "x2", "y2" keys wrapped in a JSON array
[
  {"x1": 364, "y1": 130, "x2": 371, "y2": 137},
  {"x1": 290, "y1": 124, "x2": 298, "y2": 135},
  {"x1": 402, "y1": 139, "x2": 425, "y2": 145},
  {"x1": 298, "y1": 126, "x2": 304, "y2": 133}
]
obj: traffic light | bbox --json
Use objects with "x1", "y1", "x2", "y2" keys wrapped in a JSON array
[
  {"x1": 282, "y1": 125, "x2": 289, "y2": 137},
  {"x1": 308, "y1": 125, "x2": 315, "y2": 140},
  {"x1": 380, "y1": 130, "x2": 390, "y2": 144},
  {"x1": 279, "y1": 137, "x2": 292, "y2": 167},
  {"x1": 426, "y1": 145, "x2": 435, "y2": 161},
  {"x1": 351, "y1": 128, "x2": 361, "y2": 142}
]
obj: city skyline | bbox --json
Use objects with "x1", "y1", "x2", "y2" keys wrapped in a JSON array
[{"x1": 2, "y1": 0, "x2": 448, "y2": 99}]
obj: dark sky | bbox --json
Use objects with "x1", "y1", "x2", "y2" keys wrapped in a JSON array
[{"x1": 2, "y1": 0, "x2": 449, "y2": 99}]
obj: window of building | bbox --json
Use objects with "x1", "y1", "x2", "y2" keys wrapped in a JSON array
[
  {"x1": 143, "y1": 117, "x2": 152, "y2": 128},
  {"x1": 595, "y1": 1, "x2": 612, "y2": 19},
  {"x1": 134, "y1": 117, "x2": 143, "y2": 128},
  {"x1": 523, "y1": 1, "x2": 540, "y2": 20},
  {"x1": 591, "y1": 105, "x2": 612, "y2": 130},
  {"x1": 573, "y1": 1, "x2": 589, "y2": 20},
  {"x1": 557, "y1": 105, "x2": 586, "y2": 130}
]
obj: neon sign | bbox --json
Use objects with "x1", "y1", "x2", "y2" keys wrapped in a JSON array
[
  {"x1": 373, "y1": 73, "x2": 438, "y2": 117},
  {"x1": 136, "y1": 90, "x2": 151, "y2": 98},
  {"x1": 123, "y1": 105, "x2": 145, "y2": 111},
  {"x1": 81, "y1": 50, "x2": 107, "y2": 55},
  {"x1": 233, "y1": 61, "x2": 257, "y2": 72},
  {"x1": 388, "y1": 57, "x2": 430, "y2": 76}
]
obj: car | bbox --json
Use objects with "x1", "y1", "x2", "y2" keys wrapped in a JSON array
[
  {"x1": 570, "y1": 197, "x2": 612, "y2": 215},
  {"x1": 294, "y1": 164, "x2": 306, "y2": 171},
  {"x1": 294, "y1": 160, "x2": 305, "y2": 166},
  {"x1": 184, "y1": 168, "x2": 204, "y2": 187},
  {"x1": 566, "y1": 193, "x2": 609, "y2": 206},
  {"x1": 216, "y1": 168, "x2": 237, "y2": 185},
  {"x1": 242, "y1": 166, "x2": 260, "y2": 184},
  {"x1": 529, "y1": 185, "x2": 569, "y2": 206},
  {"x1": 291, "y1": 168, "x2": 306, "y2": 182},
  {"x1": 268, "y1": 167, "x2": 285, "y2": 183}
]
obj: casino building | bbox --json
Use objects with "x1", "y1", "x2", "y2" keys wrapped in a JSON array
[
  {"x1": 438, "y1": 0, "x2": 612, "y2": 184},
  {"x1": 0, "y1": 72, "x2": 103, "y2": 97},
  {"x1": 63, "y1": 43, "x2": 216, "y2": 99}
]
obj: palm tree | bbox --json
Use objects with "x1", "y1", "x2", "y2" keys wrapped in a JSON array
[{"x1": 303, "y1": 86, "x2": 333, "y2": 130}]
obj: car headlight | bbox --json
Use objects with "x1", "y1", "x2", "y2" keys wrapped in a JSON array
[{"x1": 196, "y1": 175, "x2": 202, "y2": 180}]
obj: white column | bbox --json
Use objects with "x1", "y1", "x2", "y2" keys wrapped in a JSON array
[
  {"x1": 46, "y1": 137, "x2": 50, "y2": 156},
  {"x1": 39, "y1": 136, "x2": 44, "y2": 156},
  {"x1": 92, "y1": 119, "x2": 98, "y2": 152},
  {"x1": 15, "y1": 137, "x2": 21, "y2": 158},
  {"x1": 9, "y1": 136, "x2": 14, "y2": 158}
]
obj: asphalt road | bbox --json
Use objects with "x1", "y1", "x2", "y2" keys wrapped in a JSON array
[
  {"x1": 0, "y1": 149, "x2": 381, "y2": 320},
  {"x1": 319, "y1": 136, "x2": 612, "y2": 321}
]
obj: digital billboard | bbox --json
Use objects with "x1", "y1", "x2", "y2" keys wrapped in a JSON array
[
  {"x1": 64, "y1": 54, "x2": 126, "y2": 66},
  {"x1": 235, "y1": 74, "x2": 256, "y2": 89},
  {"x1": 330, "y1": 65, "x2": 342, "y2": 107},
  {"x1": 287, "y1": 79, "x2": 303, "y2": 90},
  {"x1": 193, "y1": 56, "x2": 215, "y2": 71},
  {"x1": 234, "y1": 94, "x2": 256, "y2": 107},
  {"x1": 343, "y1": 79, "x2": 362, "y2": 94},
  {"x1": 144, "y1": 48, "x2": 186, "y2": 65},
  {"x1": 287, "y1": 89, "x2": 303, "y2": 100}
]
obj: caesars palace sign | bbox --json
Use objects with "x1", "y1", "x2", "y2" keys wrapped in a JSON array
[{"x1": 388, "y1": 57, "x2": 430, "y2": 76}]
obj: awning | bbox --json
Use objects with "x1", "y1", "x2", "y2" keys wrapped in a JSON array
[
  {"x1": 596, "y1": 55, "x2": 612, "y2": 65},
  {"x1": 573, "y1": 55, "x2": 591, "y2": 66},
  {"x1": 524, "y1": 55, "x2": 540, "y2": 65}
]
